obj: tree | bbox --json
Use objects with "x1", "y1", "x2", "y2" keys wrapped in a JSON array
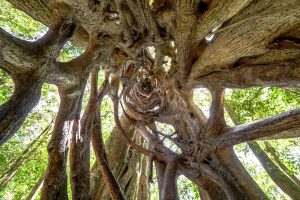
[
  {"x1": 0, "y1": 0, "x2": 300, "y2": 199},
  {"x1": 225, "y1": 103, "x2": 300, "y2": 199}
]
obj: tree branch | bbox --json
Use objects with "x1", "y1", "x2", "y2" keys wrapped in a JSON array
[
  {"x1": 69, "y1": 77, "x2": 90, "y2": 199},
  {"x1": 7, "y1": 0, "x2": 89, "y2": 47},
  {"x1": 190, "y1": 0, "x2": 300, "y2": 78},
  {"x1": 0, "y1": 78, "x2": 43, "y2": 146},
  {"x1": 206, "y1": 88, "x2": 226, "y2": 136},
  {"x1": 112, "y1": 97, "x2": 154, "y2": 157},
  {"x1": 188, "y1": 56, "x2": 300, "y2": 88},
  {"x1": 91, "y1": 69, "x2": 126, "y2": 200},
  {"x1": 216, "y1": 108, "x2": 300, "y2": 148},
  {"x1": 0, "y1": 28, "x2": 38, "y2": 74}
]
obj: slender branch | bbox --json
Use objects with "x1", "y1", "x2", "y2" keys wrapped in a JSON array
[
  {"x1": 0, "y1": 120, "x2": 52, "y2": 188},
  {"x1": 264, "y1": 142, "x2": 300, "y2": 186},
  {"x1": 91, "y1": 69, "x2": 126, "y2": 200},
  {"x1": 248, "y1": 142, "x2": 300, "y2": 199},
  {"x1": 69, "y1": 77, "x2": 90, "y2": 199},
  {"x1": 112, "y1": 97, "x2": 154, "y2": 156},
  {"x1": 216, "y1": 108, "x2": 300, "y2": 148},
  {"x1": 206, "y1": 88, "x2": 226, "y2": 136},
  {"x1": 26, "y1": 173, "x2": 45, "y2": 200}
]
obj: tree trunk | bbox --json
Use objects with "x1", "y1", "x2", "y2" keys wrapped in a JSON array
[
  {"x1": 92, "y1": 116, "x2": 149, "y2": 200},
  {"x1": 3, "y1": 0, "x2": 300, "y2": 199},
  {"x1": 69, "y1": 80, "x2": 91, "y2": 200},
  {"x1": 41, "y1": 90, "x2": 81, "y2": 200},
  {"x1": 198, "y1": 148, "x2": 269, "y2": 200},
  {"x1": 0, "y1": 77, "x2": 43, "y2": 146},
  {"x1": 26, "y1": 173, "x2": 45, "y2": 200}
]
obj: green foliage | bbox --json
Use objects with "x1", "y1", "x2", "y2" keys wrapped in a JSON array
[
  {"x1": 0, "y1": 0, "x2": 46, "y2": 40},
  {"x1": 0, "y1": 69, "x2": 13, "y2": 105},
  {"x1": 226, "y1": 87, "x2": 300, "y2": 200},
  {"x1": 178, "y1": 176, "x2": 200, "y2": 200},
  {"x1": 58, "y1": 41, "x2": 84, "y2": 62},
  {"x1": 1, "y1": 0, "x2": 299, "y2": 199}
]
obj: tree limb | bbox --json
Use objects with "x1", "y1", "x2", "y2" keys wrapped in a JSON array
[
  {"x1": 0, "y1": 28, "x2": 39, "y2": 74},
  {"x1": 188, "y1": 56, "x2": 300, "y2": 88},
  {"x1": 216, "y1": 108, "x2": 300, "y2": 148}
]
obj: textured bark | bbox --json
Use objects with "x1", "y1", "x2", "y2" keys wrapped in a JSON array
[
  {"x1": 0, "y1": 77, "x2": 43, "y2": 146},
  {"x1": 3, "y1": 0, "x2": 300, "y2": 199},
  {"x1": 190, "y1": 0, "x2": 300, "y2": 80},
  {"x1": 89, "y1": 69, "x2": 125, "y2": 200},
  {"x1": 216, "y1": 108, "x2": 300, "y2": 147},
  {"x1": 0, "y1": 10, "x2": 76, "y2": 146},
  {"x1": 161, "y1": 158, "x2": 179, "y2": 200},
  {"x1": 41, "y1": 91, "x2": 81, "y2": 200},
  {"x1": 7, "y1": 0, "x2": 88, "y2": 47},
  {"x1": 92, "y1": 117, "x2": 148, "y2": 200},
  {"x1": 70, "y1": 82, "x2": 91, "y2": 199}
]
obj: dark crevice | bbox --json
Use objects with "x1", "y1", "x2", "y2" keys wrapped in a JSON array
[
  {"x1": 124, "y1": 177, "x2": 133, "y2": 193},
  {"x1": 119, "y1": 165, "x2": 129, "y2": 180},
  {"x1": 197, "y1": 0, "x2": 210, "y2": 15},
  {"x1": 88, "y1": 0, "x2": 101, "y2": 12}
]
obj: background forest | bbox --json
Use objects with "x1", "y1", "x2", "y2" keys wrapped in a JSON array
[{"x1": 0, "y1": 0, "x2": 299, "y2": 199}]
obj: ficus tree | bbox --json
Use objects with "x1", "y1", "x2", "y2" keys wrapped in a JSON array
[{"x1": 0, "y1": 0, "x2": 300, "y2": 200}]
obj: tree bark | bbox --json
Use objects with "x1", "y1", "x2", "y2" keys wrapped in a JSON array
[
  {"x1": 41, "y1": 90, "x2": 81, "y2": 200},
  {"x1": 92, "y1": 116, "x2": 148, "y2": 200},
  {"x1": 0, "y1": 77, "x2": 43, "y2": 146},
  {"x1": 216, "y1": 108, "x2": 300, "y2": 147},
  {"x1": 6, "y1": 0, "x2": 88, "y2": 47},
  {"x1": 161, "y1": 158, "x2": 179, "y2": 200},
  {"x1": 69, "y1": 75, "x2": 90, "y2": 200}
]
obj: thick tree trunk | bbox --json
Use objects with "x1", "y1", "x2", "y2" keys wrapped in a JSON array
[
  {"x1": 26, "y1": 173, "x2": 45, "y2": 200},
  {"x1": 41, "y1": 90, "x2": 81, "y2": 200},
  {"x1": 161, "y1": 158, "x2": 179, "y2": 200},
  {"x1": 136, "y1": 155, "x2": 150, "y2": 200},
  {"x1": 0, "y1": 77, "x2": 43, "y2": 146},
  {"x1": 214, "y1": 148, "x2": 268, "y2": 200},
  {"x1": 3, "y1": 0, "x2": 300, "y2": 199}
]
